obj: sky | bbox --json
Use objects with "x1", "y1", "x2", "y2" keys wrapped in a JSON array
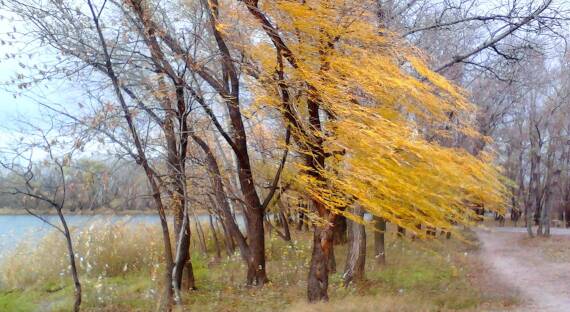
[
  {"x1": 0, "y1": 9, "x2": 42, "y2": 148},
  {"x1": 0, "y1": 7, "x2": 141, "y2": 163},
  {"x1": 0, "y1": 8, "x2": 82, "y2": 152}
]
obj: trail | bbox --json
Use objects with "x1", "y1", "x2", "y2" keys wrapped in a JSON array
[{"x1": 476, "y1": 227, "x2": 570, "y2": 312}]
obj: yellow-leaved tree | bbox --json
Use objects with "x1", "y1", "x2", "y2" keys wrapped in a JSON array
[{"x1": 225, "y1": 0, "x2": 508, "y2": 301}]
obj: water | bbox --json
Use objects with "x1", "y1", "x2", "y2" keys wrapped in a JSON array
[
  {"x1": 0, "y1": 213, "x2": 246, "y2": 261},
  {"x1": 0, "y1": 214, "x2": 165, "y2": 261}
]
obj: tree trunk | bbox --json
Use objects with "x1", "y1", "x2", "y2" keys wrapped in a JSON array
[
  {"x1": 297, "y1": 210, "x2": 305, "y2": 231},
  {"x1": 125, "y1": 0, "x2": 194, "y2": 297},
  {"x1": 203, "y1": 0, "x2": 269, "y2": 286},
  {"x1": 209, "y1": 213, "x2": 222, "y2": 259},
  {"x1": 373, "y1": 215, "x2": 386, "y2": 265},
  {"x1": 246, "y1": 211, "x2": 269, "y2": 286},
  {"x1": 542, "y1": 171, "x2": 559, "y2": 237},
  {"x1": 525, "y1": 203, "x2": 534, "y2": 237},
  {"x1": 277, "y1": 199, "x2": 292, "y2": 241},
  {"x1": 566, "y1": 203, "x2": 570, "y2": 228},
  {"x1": 184, "y1": 261, "x2": 195, "y2": 292},
  {"x1": 266, "y1": 215, "x2": 273, "y2": 238},
  {"x1": 209, "y1": 195, "x2": 235, "y2": 256},
  {"x1": 307, "y1": 208, "x2": 335, "y2": 302},
  {"x1": 192, "y1": 135, "x2": 253, "y2": 273},
  {"x1": 343, "y1": 206, "x2": 366, "y2": 286},
  {"x1": 426, "y1": 226, "x2": 437, "y2": 237},
  {"x1": 219, "y1": 217, "x2": 235, "y2": 255},
  {"x1": 171, "y1": 185, "x2": 194, "y2": 293},
  {"x1": 527, "y1": 100, "x2": 541, "y2": 237},
  {"x1": 279, "y1": 211, "x2": 292, "y2": 241},
  {"x1": 195, "y1": 217, "x2": 208, "y2": 255},
  {"x1": 172, "y1": 200, "x2": 194, "y2": 304},
  {"x1": 397, "y1": 225, "x2": 406, "y2": 238},
  {"x1": 132, "y1": 0, "x2": 269, "y2": 288},
  {"x1": 333, "y1": 215, "x2": 348, "y2": 245},
  {"x1": 57, "y1": 208, "x2": 81, "y2": 312},
  {"x1": 328, "y1": 244, "x2": 336, "y2": 273}
]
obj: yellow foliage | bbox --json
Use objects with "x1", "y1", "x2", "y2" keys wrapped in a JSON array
[{"x1": 231, "y1": 0, "x2": 508, "y2": 235}]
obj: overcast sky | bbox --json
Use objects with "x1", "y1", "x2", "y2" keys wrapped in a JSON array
[
  {"x1": 0, "y1": 10, "x2": 39, "y2": 146},
  {"x1": 0, "y1": 8, "x2": 77, "y2": 151}
]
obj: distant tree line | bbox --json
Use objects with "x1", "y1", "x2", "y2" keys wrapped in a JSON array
[{"x1": 0, "y1": 158, "x2": 154, "y2": 212}]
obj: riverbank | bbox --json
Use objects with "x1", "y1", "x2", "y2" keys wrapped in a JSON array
[{"x1": 0, "y1": 224, "x2": 519, "y2": 311}]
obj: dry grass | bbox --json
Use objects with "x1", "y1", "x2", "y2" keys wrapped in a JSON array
[
  {"x1": 0, "y1": 222, "x2": 519, "y2": 311},
  {"x1": 286, "y1": 295, "x2": 433, "y2": 312},
  {"x1": 0, "y1": 220, "x2": 164, "y2": 290}
]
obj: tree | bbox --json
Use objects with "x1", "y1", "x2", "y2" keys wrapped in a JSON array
[
  {"x1": 6, "y1": 0, "x2": 570, "y2": 306},
  {"x1": 235, "y1": 0, "x2": 507, "y2": 301},
  {"x1": 0, "y1": 125, "x2": 82, "y2": 312}
]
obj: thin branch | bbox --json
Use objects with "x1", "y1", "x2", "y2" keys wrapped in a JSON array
[
  {"x1": 435, "y1": 0, "x2": 553, "y2": 73},
  {"x1": 261, "y1": 127, "x2": 291, "y2": 211}
]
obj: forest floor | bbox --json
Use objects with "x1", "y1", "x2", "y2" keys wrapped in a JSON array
[{"x1": 476, "y1": 227, "x2": 570, "y2": 311}]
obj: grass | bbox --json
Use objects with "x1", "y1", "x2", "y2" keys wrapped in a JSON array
[
  {"x1": 0, "y1": 222, "x2": 518, "y2": 311},
  {"x1": 0, "y1": 291, "x2": 40, "y2": 312}
]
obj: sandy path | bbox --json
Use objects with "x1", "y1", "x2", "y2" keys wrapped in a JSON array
[{"x1": 476, "y1": 228, "x2": 570, "y2": 312}]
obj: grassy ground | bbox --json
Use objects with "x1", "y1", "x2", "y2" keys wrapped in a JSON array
[{"x1": 0, "y1": 223, "x2": 518, "y2": 311}]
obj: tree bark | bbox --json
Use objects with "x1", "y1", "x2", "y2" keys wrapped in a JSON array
[
  {"x1": 203, "y1": 0, "x2": 269, "y2": 285},
  {"x1": 245, "y1": 211, "x2": 269, "y2": 285},
  {"x1": 209, "y1": 212, "x2": 222, "y2": 259},
  {"x1": 57, "y1": 207, "x2": 82, "y2": 312},
  {"x1": 566, "y1": 203, "x2": 570, "y2": 228},
  {"x1": 333, "y1": 215, "x2": 348, "y2": 245},
  {"x1": 373, "y1": 215, "x2": 386, "y2": 265},
  {"x1": 195, "y1": 217, "x2": 208, "y2": 255},
  {"x1": 172, "y1": 199, "x2": 194, "y2": 304},
  {"x1": 297, "y1": 210, "x2": 306, "y2": 231},
  {"x1": 426, "y1": 226, "x2": 437, "y2": 237},
  {"x1": 277, "y1": 199, "x2": 292, "y2": 241},
  {"x1": 192, "y1": 135, "x2": 259, "y2": 281},
  {"x1": 397, "y1": 225, "x2": 406, "y2": 238},
  {"x1": 307, "y1": 207, "x2": 335, "y2": 302},
  {"x1": 164, "y1": 82, "x2": 193, "y2": 293},
  {"x1": 328, "y1": 244, "x2": 336, "y2": 273},
  {"x1": 343, "y1": 206, "x2": 366, "y2": 286},
  {"x1": 526, "y1": 102, "x2": 541, "y2": 238},
  {"x1": 171, "y1": 183, "x2": 193, "y2": 292}
]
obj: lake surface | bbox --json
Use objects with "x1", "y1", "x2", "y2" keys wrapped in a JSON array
[{"x1": 0, "y1": 214, "x2": 165, "y2": 262}]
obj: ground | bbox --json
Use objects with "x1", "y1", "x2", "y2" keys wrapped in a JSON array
[
  {"x1": 476, "y1": 227, "x2": 570, "y2": 312},
  {"x1": 2, "y1": 223, "x2": 563, "y2": 312}
]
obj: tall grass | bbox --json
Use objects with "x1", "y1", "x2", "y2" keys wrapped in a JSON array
[
  {"x1": 0, "y1": 220, "x2": 164, "y2": 290},
  {"x1": 0, "y1": 218, "x2": 306, "y2": 291},
  {"x1": 0, "y1": 222, "x2": 518, "y2": 311}
]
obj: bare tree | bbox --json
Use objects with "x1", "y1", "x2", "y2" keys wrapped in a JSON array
[{"x1": 0, "y1": 125, "x2": 82, "y2": 312}]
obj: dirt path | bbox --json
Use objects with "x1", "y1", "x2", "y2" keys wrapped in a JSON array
[{"x1": 476, "y1": 228, "x2": 570, "y2": 311}]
